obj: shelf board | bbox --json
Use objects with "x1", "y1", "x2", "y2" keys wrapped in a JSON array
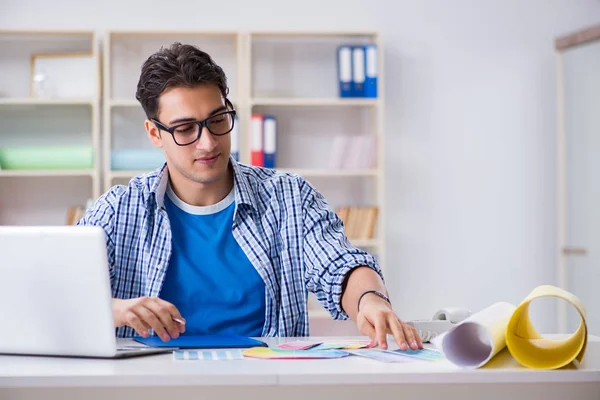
[
  {"x1": 110, "y1": 98, "x2": 239, "y2": 108},
  {"x1": 251, "y1": 31, "x2": 379, "y2": 38},
  {"x1": 109, "y1": 99, "x2": 141, "y2": 107},
  {"x1": 0, "y1": 169, "x2": 95, "y2": 177},
  {"x1": 277, "y1": 168, "x2": 378, "y2": 177},
  {"x1": 351, "y1": 239, "x2": 379, "y2": 248},
  {"x1": 308, "y1": 309, "x2": 331, "y2": 318},
  {"x1": 111, "y1": 169, "x2": 377, "y2": 179},
  {"x1": 0, "y1": 97, "x2": 95, "y2": 106},
  {"x1": 110, "y1": 170, "x2": 151, "y2": 179},
  {"x1": 251, "y1": 98, "x2": 379, "y2": 107}
]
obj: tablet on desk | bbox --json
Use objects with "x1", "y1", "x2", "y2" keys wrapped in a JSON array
[{"x1": 134, "y1": 334, "x2": 267, "y2": 349}]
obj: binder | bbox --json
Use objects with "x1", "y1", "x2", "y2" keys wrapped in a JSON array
[
  {"x1": 251, "y1": 114, "x2": 264, "y2": 167},
  {"x1": 230, "y1": 115, "x2": 239, "y2": 161},
  {"x1": 364, "y1": 44, "x2": 378, "y2": 98},
  {"x1": 352, "y1": 46, "x2": 366, "y2": 97},
  {"x1": 263, "y1": 115, "x2": 277, "y2": 168},
  {"x1": 134, "y1": 334, "x2": 268, "y2": 349},
  {"x1": 337, "y1": 46, "x2": 352, "y2": 97}
]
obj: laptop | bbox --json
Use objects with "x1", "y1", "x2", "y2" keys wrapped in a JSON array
[{"x1": 0, "y1": 225, "x2": 171, "y2": 358}]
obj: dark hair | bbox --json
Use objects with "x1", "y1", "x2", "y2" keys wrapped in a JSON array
[{"x1": 135, "y1": 42, "x2": 229, "y2": 120}]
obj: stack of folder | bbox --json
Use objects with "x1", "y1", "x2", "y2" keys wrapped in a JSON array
[
  {"x1": 337, "y1": 44, "x2": 378, "y2": 98},
  {"x1": 250, "y1": 114, "x2": 277, "y2": 168}
]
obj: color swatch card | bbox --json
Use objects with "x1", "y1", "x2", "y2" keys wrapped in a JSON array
[
  {"x1": 243, "y1": 347, "x2": 349, "y2": 360},
  {"x1": 347, "y1": 349, "x2": 417, "y2": 363},
  {"x1": 386, "y1": 348, "x2": 444, "y2": 361},
  {"x1": 314, "y1": 340, "x2": 374, "y2": 351},
  {"x1": 173, "y1": 350, "x2": 244, "y2": 360},
  {"x1": 277, "y1": 341, "x2": 321, "y2": 350},
  {"x1": 277, "y1": 340, "x2": 373, "y2": 351}
]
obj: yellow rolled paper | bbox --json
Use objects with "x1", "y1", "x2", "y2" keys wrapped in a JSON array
[{"x1": 505, "y1": 285, "x2": 587, "y2": 369}]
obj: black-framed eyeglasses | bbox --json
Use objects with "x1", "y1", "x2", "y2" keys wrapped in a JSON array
[{"x1": 152, "y1": 109, "x2": 237, "y2": 146}]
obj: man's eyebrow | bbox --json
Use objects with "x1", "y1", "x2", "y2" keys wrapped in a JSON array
[
  {"x1": 168, "y1": 105, "x2": 228, "y2": 125},
  {"x1": 168, "y1": 117, "x2": 196, "y2": 125}
]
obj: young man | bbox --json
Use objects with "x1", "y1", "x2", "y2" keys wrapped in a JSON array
[{"x1": 80, "y1": 43, "x2": 422, "y2": 351}]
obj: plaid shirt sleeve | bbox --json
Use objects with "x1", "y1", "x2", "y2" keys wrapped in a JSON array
[
  {"x1": 299, "y1": 178, "x2": 383, "y2": 320},
  {"x1": 77, "y1": 188, "x2": 122, "y2": 286}
]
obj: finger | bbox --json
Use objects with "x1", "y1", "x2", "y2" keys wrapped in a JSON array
[
  {"x1": 387, "y1": 315, "x2": 408, "y2": 350},
  {"x1": 146, "y1": 299, "x2": 181, "y2": 338},
  {"x1": 159, "y1": 299, "x2": 186, "y2": 333},
  {"x1": 137, "y1": 306, "x2": 171, "y2": 342},
  {"x1": 358, "y1": 316, "x2": 376, "y2": 344},
  {"x1": 371, "y1": 312, "x2": 389, "y2": 350},
  {"x1": 412, "y1": 325, "x2": 424, "y2": 349},
  {"x1": 124, "y1": 311, "x2": 151, "y2": 338},
  {"x1": 400, "y1": 321, "x2": 418, "y2": 350}
]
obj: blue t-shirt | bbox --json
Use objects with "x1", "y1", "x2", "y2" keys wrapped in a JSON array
[{"x1": 159, "y1": 184, "x2": 266, "y2": 336}]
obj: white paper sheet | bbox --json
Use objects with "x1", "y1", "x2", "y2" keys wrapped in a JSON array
[{"x1": 432, "y1": 302, "x2": 517, "y2": 369}]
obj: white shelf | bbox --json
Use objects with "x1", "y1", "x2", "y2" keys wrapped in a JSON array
[
  {"x1": 251, "y1": 98, "x2": 379, "y2": 107},
  {"x1": 109, "y1": 169, "x2": 378, "y2": 180},
  {"x1": 277, "y1": 168, "x2": 378, "y2": 177},
  {"x1": 109, "y1": 98, "x2": 239, "y2": 108},
  {"x1": 109, "y1": 99, "x2": 140, "y2": 107},
  {"x1": 0, "y1": 169, "x2": 95, "y2": 177},
  {"x1": 308, "y1": 309, "x2": 331, "y2": 318},
  {"x1": 109, "y1": 170, "x2": 150, "y2": 179},
  {"x1": 351, "y1": 239, "x2": 379, "y2": 248},
  {"x1": 0, "y1": 97, "x2": 95, "y2": 106}
]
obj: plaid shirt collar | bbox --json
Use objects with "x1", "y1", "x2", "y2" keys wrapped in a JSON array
[{"x1": 146, "y1": 156, "x2": 259, "y2": 212}]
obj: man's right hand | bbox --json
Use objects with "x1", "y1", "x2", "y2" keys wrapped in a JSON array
[{"x1": 112, "y1": 297, "x2": 186, "y2": 342}]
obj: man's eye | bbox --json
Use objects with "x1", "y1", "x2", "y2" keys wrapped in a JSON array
[{"x1": 175, "y1": 124, "x2": 195, "y2": 133}]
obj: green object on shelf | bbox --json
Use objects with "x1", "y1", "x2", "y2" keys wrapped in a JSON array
[{"x1": 0, "y1": 146, "x2": 94, "y2": 170}]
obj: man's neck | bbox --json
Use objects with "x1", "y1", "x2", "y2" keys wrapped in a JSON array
[{"x1": 167, "y1": 165, "x2": 234, "y2": 207}]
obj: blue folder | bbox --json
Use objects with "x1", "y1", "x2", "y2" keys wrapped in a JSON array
[{"x1": 133, "y1": 334, "x2": 267, "y2": 349}]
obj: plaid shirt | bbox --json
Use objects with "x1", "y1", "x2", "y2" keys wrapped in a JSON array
[{"x1": 79, "y1": 158, "x2": 381, "y2": 338}]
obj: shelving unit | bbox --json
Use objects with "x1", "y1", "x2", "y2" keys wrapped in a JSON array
[
  {"x1": 4, "y1": 30, "x2": 384, "y2": 324},
  {"x1": 0, "y1": 30, "x2": 101, "y2": 225},
  {"x1": 244, "y1": 31, "x2": 385, "y2": 320}
]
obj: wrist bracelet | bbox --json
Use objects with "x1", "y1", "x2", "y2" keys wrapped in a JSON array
[{"x1": 358, "y1": 290, "x2": 391, "y2": 312}]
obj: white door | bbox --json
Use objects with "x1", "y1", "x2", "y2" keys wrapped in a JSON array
[{"x1": 562, "y1": 39, "x2": 600, "y2": 335}]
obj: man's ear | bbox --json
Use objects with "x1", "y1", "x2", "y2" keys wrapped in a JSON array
[{"x1": 146, "y1": 119, "x2": 163, "y2": 148}]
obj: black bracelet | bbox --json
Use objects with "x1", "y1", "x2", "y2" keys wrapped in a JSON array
[{"x1": 357, "y1": 290, "x2": 391, "y2": 312}]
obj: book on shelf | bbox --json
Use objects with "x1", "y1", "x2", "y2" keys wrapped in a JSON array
[
  {"x1": 335, "y1": 206, "x2": 378, "y2": 240},
  {"x1": 66, "y1": 206, "x2": 85, "y2": 225},
  {"x1": 329, "y1": 135, "x2": 376, "y2": 169},
  {"x1": 65, "y1": 199, "x2": 94, "y2": 225}
]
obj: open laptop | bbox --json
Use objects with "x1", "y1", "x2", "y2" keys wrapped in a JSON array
[{"x1": 0, "y1": 225, "x2": 171, "y2": 358}]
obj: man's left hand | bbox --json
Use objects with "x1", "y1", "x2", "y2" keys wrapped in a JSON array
[{"x1": 356, "y1": 294, "x2": 423, "y2": 351}]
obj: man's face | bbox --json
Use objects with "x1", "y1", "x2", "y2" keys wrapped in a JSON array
[{"x1": 147, "y1": 84, "x2": 231, "y2": 186}]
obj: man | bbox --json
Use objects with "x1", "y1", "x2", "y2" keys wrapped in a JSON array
[{"x1": 79, "y1": 43, "x2": 422, "y2": 351}]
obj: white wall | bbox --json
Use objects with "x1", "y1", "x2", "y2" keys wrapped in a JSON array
[{"x1": 2, "y1": 0, "x2": 600, "y2": 333}]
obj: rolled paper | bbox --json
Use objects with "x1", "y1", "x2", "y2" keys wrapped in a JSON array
[
  {"x1": 506, "y1": 285, "x2": 587, "y2": 369},
  {"x1": 432, "y1": 302, "x2": 516, "y2": 369}
]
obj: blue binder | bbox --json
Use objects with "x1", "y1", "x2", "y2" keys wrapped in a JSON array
[
  {"x1": 263, "y1": 115, "x2": 277, "y2": 168},
  {"x1": 134, "y1": 334, "x2": 268, "y2": 349},
  {"x1": 352, "y1": 46, "x2": 366, "y2": 97},
  {"x1": 364, "y1": 44, "x2": 378, "y2": 98},
  {"x1": 337, "y1": 45, "x2": 353, "y2": 97}
]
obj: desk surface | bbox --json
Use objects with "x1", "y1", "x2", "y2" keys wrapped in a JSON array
[{"x1": 1, "y1": 336, "x2": 600, "y2": 388}]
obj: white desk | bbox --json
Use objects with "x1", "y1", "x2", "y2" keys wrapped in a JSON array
[{"x1": 1, "y1": 336, "x2": 600, "y2": 400}]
